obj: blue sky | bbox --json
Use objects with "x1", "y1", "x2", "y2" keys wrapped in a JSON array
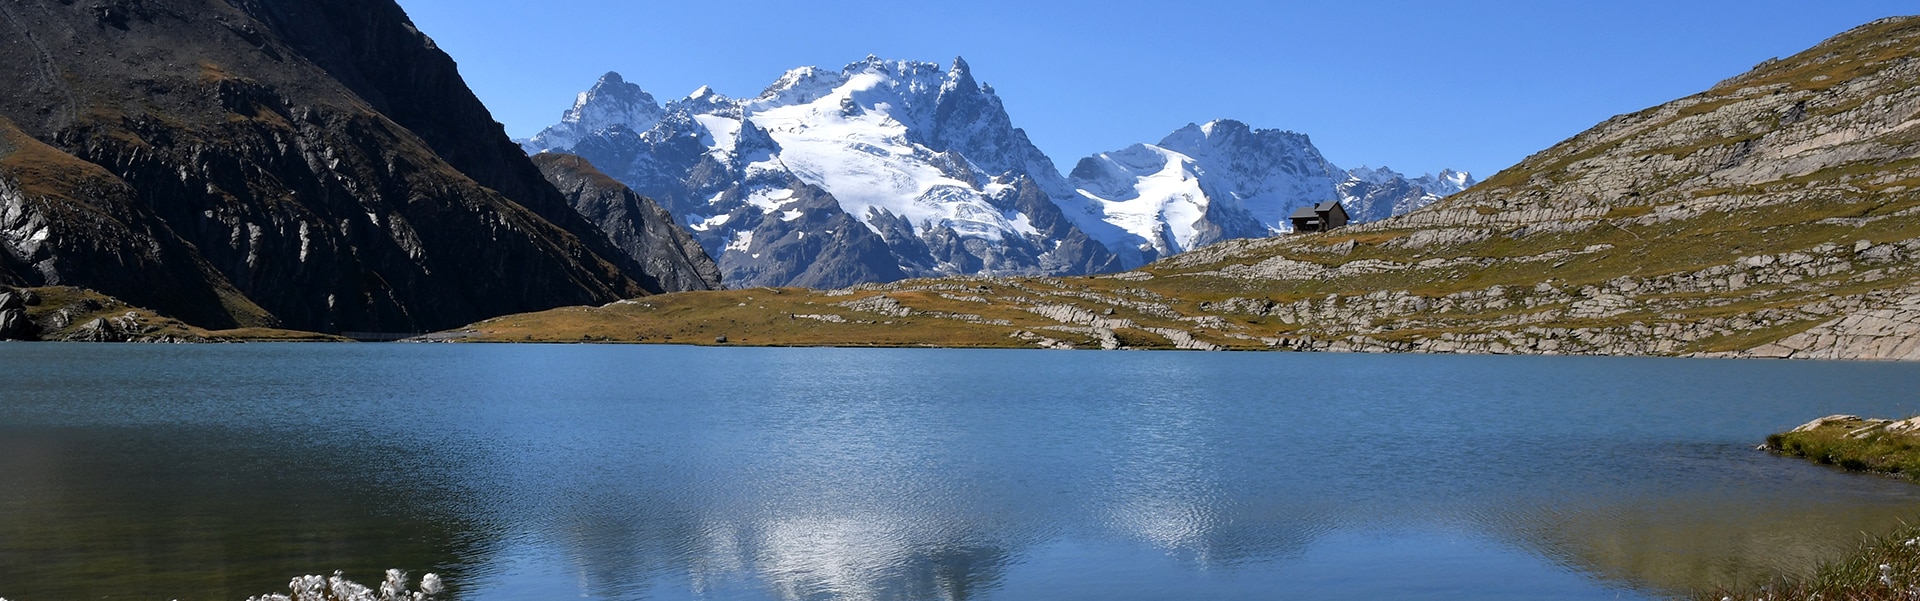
[{"x1": 398, "y1": 0, "x2": 1914, "y2": 180}]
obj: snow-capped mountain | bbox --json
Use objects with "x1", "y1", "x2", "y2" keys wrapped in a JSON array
[
  {"x1": 525, "y1": 72, "x2": 665, "y2": 157},
  {"x1": 1067, "y1": 120, "x2": 1476, "y2": 257},
  {"x1": 524, "y1": 59, "x2": 1470, "y2": 288},
  {"x1": 1340, "y1": 166, "x2": 1477, "y2": 223},
  {"x1": 524, "y1": 58, "x2": 1120, "y2": 288}
]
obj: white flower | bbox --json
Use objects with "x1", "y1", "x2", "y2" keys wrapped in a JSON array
[
  {"x1": 420, "y1": 573, "x2": 445, "y2": 596},
  {"x1": 1883, "y1": 563, "x2": 1896, "y2": 588},
  {"x1": 380, "y1": 569, "x2": 409, "y2": 601}
]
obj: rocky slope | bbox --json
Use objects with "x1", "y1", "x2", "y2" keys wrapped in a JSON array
[
  {"x1": 523, "y1": 59, "x2": 1468, "y2": 288},
  {"x1": 460, "y1": 16, "x2": 1920, "y2": 362},
  {"x1": 533, "y1": 153, "x2": 722, "y2": 292},
  {"x1": 0, "y1": 0, "x2": 706, "y2": 333}
]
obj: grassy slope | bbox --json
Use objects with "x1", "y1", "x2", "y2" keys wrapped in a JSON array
[
  {"x1": 18, "y1": 286, "x2": 344, "y2": 342},
  {"x1": 1768, "y1": 417, "x2": 1920, "y2": 481}
]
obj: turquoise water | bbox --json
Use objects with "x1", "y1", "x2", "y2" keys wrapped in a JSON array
[{"x1": 3, "y1": 344, "x2": 1920, "y2": 600}]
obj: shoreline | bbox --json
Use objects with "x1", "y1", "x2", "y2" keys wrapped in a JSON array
[{"x1": 1688, "y1": 415, "x2": 1920, "y2": 600}]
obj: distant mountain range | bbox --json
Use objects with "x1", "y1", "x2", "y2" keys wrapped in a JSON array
[
  {"x1": 522, "y1": 58, "x2": 1474, "y2": 288},
  {"x1": 475, "y1": 16, "x2": 1920, "y2": 362}
]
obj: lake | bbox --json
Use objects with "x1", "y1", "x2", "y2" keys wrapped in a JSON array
[{"x1": 3, "y1": 344, "x2": 1920, "y2": 600}]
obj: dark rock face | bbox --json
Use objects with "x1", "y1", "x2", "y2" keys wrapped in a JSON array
[
  {"x1": 0, "y1": 285, "x2": 36, "y2": 340},
  {"x1": 1, "y1": 118, "x2": 266, "y2": 328},
  {"x1": 710, "y1": 182, "x2": 907, "y2": 289},
  {"x1": 533, "y1": 153, "x2": 723, "y2": 292},
  {"x1": 0, "y1": 0, "x2": 653, "y2": 333},
  {"x1": 0, "y1": 309, "x2": 31, "y2": 340}
]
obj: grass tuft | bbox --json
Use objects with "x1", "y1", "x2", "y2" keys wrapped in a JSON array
[{"x1": 1687, "y1": 522, "x2": 1920, "y2": 601}]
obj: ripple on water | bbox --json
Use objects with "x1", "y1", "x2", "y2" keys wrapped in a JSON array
[{"x1": 2, "y1": 346, "x2": 1920, "y2": 600}]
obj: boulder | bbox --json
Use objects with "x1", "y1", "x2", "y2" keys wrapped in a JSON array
[
  {"x1": 0, "y1": 292, "x2": 22, "y2": 312},
  {"x1": 67, "y1": 318, "x2": 122, "y2": 342},
  {"x1": 1789, "y1": 414, "x2": 1863, "y2": 432},
  {"x1": 19, "y1": 289, "x2": 39, "y2": 306},
  {"x1": 0, "y1": 308, "x2": 35, "y2": 340}
]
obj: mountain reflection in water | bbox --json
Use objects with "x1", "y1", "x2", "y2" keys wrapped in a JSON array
[{"x1": 2, "y1": 344, "x2": 1919, "y2": 600}]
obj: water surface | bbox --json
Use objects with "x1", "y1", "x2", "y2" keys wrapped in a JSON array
[{"x1": 3, "y1": 344, "x2": 1919, "y2": 600}]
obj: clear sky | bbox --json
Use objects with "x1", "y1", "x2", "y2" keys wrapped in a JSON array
[{"x1": 396, "y1": 0, "x2": 1914, "y2": 180}]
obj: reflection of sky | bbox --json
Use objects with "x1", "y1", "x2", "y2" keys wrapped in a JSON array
[{"x1": 8, "y1": 346, "x2": 1920, "y2": 600}]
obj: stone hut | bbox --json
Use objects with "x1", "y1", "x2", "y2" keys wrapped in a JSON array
[{"x1": 1289, "y1": 201, "x2": 1350, "y2": 233}]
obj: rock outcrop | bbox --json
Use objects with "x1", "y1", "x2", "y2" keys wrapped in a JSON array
[
  {"x1": 0, "y1": 285, "x2": 37, "y2": 340},
  {"x1": 1740, "y1": 291, "x2": 1920, "y2": 360}
]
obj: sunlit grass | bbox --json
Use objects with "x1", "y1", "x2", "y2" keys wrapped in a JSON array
[{"x1": 1769, "y1": 417, "x2": 1920, "y2": 479}]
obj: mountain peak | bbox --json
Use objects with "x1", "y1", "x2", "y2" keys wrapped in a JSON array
[
  {"x1": 563, "y1": 71, "x2": 660, "y2": 125},
  {"x1": 524, "y1": 71, "x2": 666, "y2": 154},
  {"x1": 1200, "y1": 119, "x2": 1249, "y2": 136},
  {"x1": 943, "y1": 56, "x2": 980, "y2": 95},
  {"x1": 1348, "y1": 165, "x2": 1404, "y2": 185},
  {"x1": 1159, "y1": 120, "x2": 1315, "y2": 160},
  {"x1": 850, "y1": 54, "x2": 888, "y2": 72}
]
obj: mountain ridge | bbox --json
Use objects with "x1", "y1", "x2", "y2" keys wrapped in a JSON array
[
  {"x1": 460, "y1": 15, "x2": 1920, "y2": 362},
  {"x1": 523, "y1": 59, "x2": 1472, "y2": 288}
]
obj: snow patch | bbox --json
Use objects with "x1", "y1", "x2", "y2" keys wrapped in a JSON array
[{"x1": 726, "y1": 230, "x2": 754, "y2": 253}]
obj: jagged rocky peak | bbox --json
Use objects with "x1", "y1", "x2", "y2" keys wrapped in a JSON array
[
  {"x1": 1349, "y1": 166, "x2": 1477, "y2": 195},
  {"x1": 1159, "y1": 120, "x2": 1325, "y2": 164},
  {"x1": 1428, "y1": 169, "x2": 1476, "y2": 192},
  {"x1": 574, "y1": 72, "x2": 665, "y2": 127},
  {"x1": 535, "y1": 55, "x2": 1119, "y2": 289},
  {"x1": 525, "y1": 71, "x2": 666, "y2": 153},
  {"x1": 1337, "y1": 165, "x2": 1479, "y2": 223}
]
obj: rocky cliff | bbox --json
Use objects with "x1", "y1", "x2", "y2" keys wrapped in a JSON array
[
  {"x1": 533, "y1": 153, "x2": 723, "y2": 292},
  {"x1": 0, "y1": 0, "x2": 687, "y2": 333}
]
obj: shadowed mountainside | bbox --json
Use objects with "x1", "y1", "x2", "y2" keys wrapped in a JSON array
[
  {"x1": 0, "y1": 0, "x2": 710, "y2": 333},
  {"x1": 534, "y1": 153, "x2": 722, "y2": 293}
]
